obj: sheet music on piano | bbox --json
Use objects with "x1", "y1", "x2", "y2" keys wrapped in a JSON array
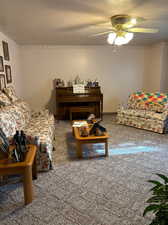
[{"x1": 73, "y1": 84, "x2": 85, "y2": 94}]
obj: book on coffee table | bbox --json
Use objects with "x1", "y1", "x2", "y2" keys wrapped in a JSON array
[{"x1": 72, "y1": 121, "x2": 88, "y2": 127}]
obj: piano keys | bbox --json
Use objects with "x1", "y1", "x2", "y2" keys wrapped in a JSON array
[{"x1": 56, "y1": 87, "x2": 103, "y2": 120}]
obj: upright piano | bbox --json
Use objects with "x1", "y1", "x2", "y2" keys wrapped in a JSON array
[{"x1": 56, "y1": 87, "x2": 103, "y2": 120}]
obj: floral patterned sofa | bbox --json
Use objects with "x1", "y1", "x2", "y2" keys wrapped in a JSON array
[
  {"x1": 117, "y1": 91, "x2": 168, "y2": 133},
  {"x1": 0, "y1": 86, "x2": 55, "y2": 171}
]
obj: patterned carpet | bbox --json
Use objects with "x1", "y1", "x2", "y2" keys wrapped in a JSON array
[{"x1": 1, "y1": 115, "x2": 168, "y2": 225}]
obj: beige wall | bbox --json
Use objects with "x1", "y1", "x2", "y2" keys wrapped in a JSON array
[
  {"x1": 143, "y1": 43, "x2": 162, "y2": 92},
  {"x1": 0, "y1": 31, "x2": 22, "y2": 96},
  {"x1": 20, "y1": 45, "x2": 146, "y2": 113},
  {"x1": 0, "y1": 38, "x2": 165, "y2": 113},
  {"x1": 143, "y1": 42, "x2": 168, "y2": 93},
  {"x1": 160, "y1": 43, "x2": 168, "y2": 92}
]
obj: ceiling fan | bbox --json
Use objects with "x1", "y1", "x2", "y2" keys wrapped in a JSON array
[{"x1": 91, "y1": 15, "x2": 159, "y2": 45}]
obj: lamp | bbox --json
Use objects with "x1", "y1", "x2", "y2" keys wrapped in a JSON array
[
  {"x1": 107, "y1": 33, "x2": 116, "y2": 44},
  {"x1": 107, "y1": 32, "x2": 134, "y2": 46}
]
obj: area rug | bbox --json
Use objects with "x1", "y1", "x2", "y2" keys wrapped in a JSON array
[
  {"x1": 53, "y1": 115, "x2": 168, "y2": 164},
  {"x1": 1, "y1": 151, "x2": 168, "y2": 224}
]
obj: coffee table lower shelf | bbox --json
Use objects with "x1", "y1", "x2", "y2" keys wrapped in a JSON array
[
  {"x1": 76, "y1": 138, "x2": 108, "y2": 158},
  {"x1": 72, "y1": 122, "x2": 109, "y2": 158}
]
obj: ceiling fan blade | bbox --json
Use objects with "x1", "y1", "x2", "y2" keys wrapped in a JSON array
[
  {"x1": 56, "y1": 20, "x2": 108, "y2": 32},
  {"x1": 126, "y1": 27, "x2": 158, "y2": 33},
  {"x1": 95, "y1": 21, "x2": 111, "y2": 26},
  {"x1": 90, "y1": 30, "x2": 113, "y2": 37},
  {"x1": 135, "y1": 16, "x2": 146, "y2": 23}
]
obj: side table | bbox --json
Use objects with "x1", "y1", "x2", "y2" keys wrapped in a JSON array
[{"x1": 0, "y1": 144, "x2": 37, "y2": 205}]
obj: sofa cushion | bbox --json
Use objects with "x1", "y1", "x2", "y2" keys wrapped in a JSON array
[
  {"x1": 119, "y1": 108, "x2": 167, "y2": 121},
  {"x1": 0, "y1": 110, "x2": 17, "y2": 137},
  {"x1": 24, "y1": 115, "x2": 53, "y2": 160},
  {"x1": 25, "y1": 114, "x2": 54, "y2": 139},
  {"x1": 117, "y1": 114, "x2": 165, "y2": 133},
  {"x1": 3, "y1": 86, "x2": 18, "y2": 102},
  {"x1": 1, "y1": 104, "x2": 26, "y2": 130},
  {"x1": 0, "y1": 100, "x2": 31, "y2": 132},
  {"x1": 0, "y1": 100, "x2": 31, "y2": 134},
  {"x1": 119, "y1": 108, "x2": 146, "y2": 118},
  {"x1": 147, "y1": 102, "x2": 164, "y2": 112},
  {"x1": 144, "y1": 111, "x2": 168, "y2": 121},
  {"x1": 14, "y1": 100, "x2": 31, "y2": 124},
  {"x1": 0, "y1": 91, "x2": 11, "y2": 106}
]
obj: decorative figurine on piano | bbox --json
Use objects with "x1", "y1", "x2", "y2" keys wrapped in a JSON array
[
  {"x1": 67, "y1": 79, "x2": 73, "y2": 87},
  {"x1": 74, "y1": 75, "x2": 81, "y2": 84},
  {"x1": 55, "y1": 78, "x2": 65, "y2": 87},
  {"x1": 86, "y1": 79, "x2": 92, "y2": 87},
  {"x1": 93, "y1": 78, "x2": 99, "y2": 87}
]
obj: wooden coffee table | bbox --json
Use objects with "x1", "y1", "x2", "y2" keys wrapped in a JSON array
[{"x1": 72, "y1": 121, "x2": 109, "y2": 158}]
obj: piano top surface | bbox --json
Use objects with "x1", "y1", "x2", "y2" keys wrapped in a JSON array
[
  {"x1": 56, "y1": 87, "x2": 102, "y2": 102},
  {"x1": 56, "y1": 87, "x2": 102, "y2": 95}
]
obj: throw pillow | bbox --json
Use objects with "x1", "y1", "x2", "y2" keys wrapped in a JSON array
[
  {"x1": 3, "y1": 86, "x2": 18, "y2": 102},
  {"x1": 0, "y1": 91, "x2": 11, "y2": 106}
]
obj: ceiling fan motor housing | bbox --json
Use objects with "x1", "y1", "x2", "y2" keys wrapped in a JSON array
[{"x1": 110, "y1": 15, "x2": 131, "y2": 26}]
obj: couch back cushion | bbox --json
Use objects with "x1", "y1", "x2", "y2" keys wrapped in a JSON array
[
  {"x1": 128, "y1": 91, "x2": 168, "y2": 112},
  {"x1": 14, "y1": 100, "x2": 31, "y2": 125},
  {"x1": 0, "y1": 110, "x2": 17, "y2": 137},
  {"x1": 3, "y1": 86, "x2": 18, "y2": 102},
  {"x1": 0, "y1": 100, "x2": 31, "y2": 137},
  {"x1": 0, "y1": 91, "x2": 11, "y2": 106}
]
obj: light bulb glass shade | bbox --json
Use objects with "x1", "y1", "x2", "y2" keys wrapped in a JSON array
[
  {"x1": 114, "y1": 36, "x2": 127, "y2": 46},
  {"x1": 124, "y1": 32, "x2": 134, "y2": 42},
  {"x1": 107, "y1": 32, "x2": 116, "y2": 44},
  {"x1": 107, "y1": 32, "x2": 134, "y2": 46},
  {"x1": 131, "y1": 18, "x2": 137, "y2": 25}
]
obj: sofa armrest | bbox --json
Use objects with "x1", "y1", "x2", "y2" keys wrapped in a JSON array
[
  {"x1": 162, "y1": 110, "x2": 168, "y2": 119},
  {"x1": 31, "y1": 109, "x2": 50, "y2": 118},
  {"x1": 117, "y1": 102, "x2": 129, "y2": 112}
]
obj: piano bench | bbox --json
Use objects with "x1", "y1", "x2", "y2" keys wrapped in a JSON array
[{"x1": 69, "y1": 106, "x2": 95, "y2": 121}]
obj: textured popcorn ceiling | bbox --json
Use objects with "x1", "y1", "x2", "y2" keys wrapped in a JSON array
[{"x1": 0, "y1": 0, "x2": 168, "y2": 45}]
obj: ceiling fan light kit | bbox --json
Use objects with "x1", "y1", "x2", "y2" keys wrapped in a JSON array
[
  {"x1": 107, "y1": 32, "x2": 134, "y2": 46},
  {"x1": 130, "y1": 18, "x2": 137, "y2": 25},
  {"x1": 107, "y1": 32, "x2": 116, "y2": 44}
]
